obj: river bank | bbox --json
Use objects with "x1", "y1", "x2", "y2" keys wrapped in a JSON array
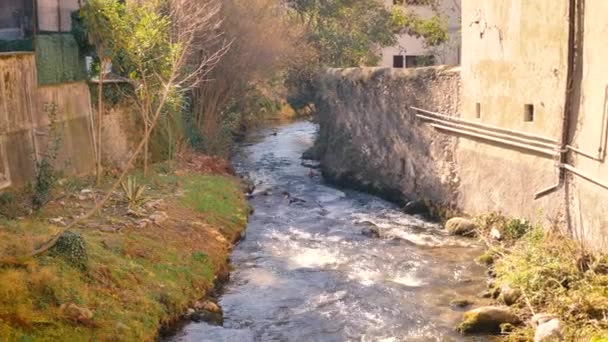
[
  {"x1": 169, "y1": 121, "x2": 491, "y2": 341},
  {"x1": 0, "y1": 152, "x2": 250, "y2": 341},
  {"x1": 458, "y1": 214, "x2": 608, "y2": 341}
]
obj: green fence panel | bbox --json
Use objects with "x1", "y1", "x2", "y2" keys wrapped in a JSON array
[{"x1": 35, "y1": 34, "x2": 86, "y2": 85}]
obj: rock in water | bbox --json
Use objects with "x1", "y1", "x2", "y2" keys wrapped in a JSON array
[
  {"x1": 239, "y1": 174, "x2": 256, "y2": 194},
  {"x1": 445, "y1": 217, "x2": 477, "y2": 236},
  {"x1": 403, "y1": 200, "x2": 429, "y2": 215},
  {"x1": 450, "y1": 298, "x2": 474, "y2": 309},
  {"x1": 457, "y1": 306, "x2": 520, "y2": 334},
  {"x1": 361, "y1": 227, "x2": 381, "y2": 238}
]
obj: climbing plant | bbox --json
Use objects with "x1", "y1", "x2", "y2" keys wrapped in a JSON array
[{"x1": 32, "y1": 103, "x2": 62, "y2": 210}]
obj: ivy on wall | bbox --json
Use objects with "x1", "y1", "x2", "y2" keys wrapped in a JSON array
[{"x1": 35, "y1": 34, "x2": 87, "y2": 85}]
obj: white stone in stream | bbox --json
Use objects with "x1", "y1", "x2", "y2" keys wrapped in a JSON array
[
  {"x1": 445, "y1": 217, "x2": 477, "y2": 236},
  {"x1": 532, "y1": 314, "x2": 563, "y2": 342}
]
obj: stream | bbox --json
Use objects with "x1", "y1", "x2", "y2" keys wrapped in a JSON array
[{"x1": 168, "y1": 121, "x2": 489, "y2": 341}]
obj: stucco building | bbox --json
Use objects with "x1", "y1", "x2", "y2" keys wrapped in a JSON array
[
  {"x1": 455, "y1": 0, "x2": 608, "y2": 248},
  {"x1": 381, "y1": 0, "x2": 461, "y2": 68}
]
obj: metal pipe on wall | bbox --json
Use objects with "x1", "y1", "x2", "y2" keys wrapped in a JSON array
[
  {"x1": 411, "y1": 106, "x2": 558, "y2": 144},
  {"x1": 561, "y1": 163, "x2": 608, "y2": 190},
  {"x1": 417, "y1": 113, "x2": 559, "y2": 150},
  {"x1": 534, "y1": 0, "x2": 578, "y2": 199},
  {"x1": 428, "y1": 123, "x2": 559, "y2": 157}
]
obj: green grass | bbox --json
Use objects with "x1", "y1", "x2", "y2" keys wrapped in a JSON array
[
  {"x1": 180, "y1": 174, "x2": 249, "y2": 237},
  {"x1": 490, "y1": 228, "x2": 608, "y2": 341},
  {"x1": 0, "y1": 171, "x2": 249, "y2": 341}
]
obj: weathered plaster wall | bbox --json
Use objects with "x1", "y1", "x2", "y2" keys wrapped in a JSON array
[
  {"x1": 0, "y1": 53, "x2": 95, "y2": 188},
  {"x1": 102, "y1": 105, "x2": 140, "y2": 170},
  {"x1": 315, "y1": 66, "x2": 461, "y2": 206},
  {"x1": 565, "y1": 0, "x2": 608, "y2": 248},
  {"x1": 456, "y1": 0, "x2": 569, "y2": 225}
]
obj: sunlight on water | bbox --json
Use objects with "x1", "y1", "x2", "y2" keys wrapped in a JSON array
[{"x1": 168, "y1": 122, "x2": 489, "y2": 342}]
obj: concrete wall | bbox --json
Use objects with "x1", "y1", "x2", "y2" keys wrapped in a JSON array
[
  {"x1": 456, "y1": 0, "x2": 569, "y2": 226},
  {"x1": 566, "y1": 0, "x2": 608, "y2": 248},
  {"x1": 0, "y1": 52, "x2": 95, "y2": 188}
]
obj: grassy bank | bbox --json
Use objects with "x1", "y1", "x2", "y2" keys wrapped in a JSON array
[
  {"x1": 0, "y1": 157, "x2": 249, "y2": 341},
  {"x1": 473, "y1": 214, "x2": 608, "y2": 341}
]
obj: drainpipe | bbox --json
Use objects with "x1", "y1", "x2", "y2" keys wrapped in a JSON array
[{"x1": 534, "y1": 0, "x2": 577, "y2": 199}]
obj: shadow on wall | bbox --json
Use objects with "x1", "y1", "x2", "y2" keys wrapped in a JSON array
[{"x1": 313, "y1": 66, "x2": 461, "y2": 209}]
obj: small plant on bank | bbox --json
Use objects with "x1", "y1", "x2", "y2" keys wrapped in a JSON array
[
  {"x1": 50, "y1": 231, "x2": 88, "y2": 271},
  {"x1": 120, "y1": 176, "x2": 149, "y2": 210},
  {"x1": 33, "y1": 103, "x2": 62, "y2": 210}
]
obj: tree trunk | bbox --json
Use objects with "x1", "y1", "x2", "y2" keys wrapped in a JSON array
[
  {"x1": 96, "y1": 58, "x2": 106, "y2": 185},
  {"x1": 143, "y1": 123, "x2": 149, "y2": 176}
]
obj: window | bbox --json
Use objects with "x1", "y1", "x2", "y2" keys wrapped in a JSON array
[
  {"x1": 405, "y1": 55, "x2": 435, "y2": 68},
  {"x1": 476, "y1": 103, "x2": 481, "y2": 119},
  {"x1": 524, "y1": 104, "x2": 534, "y2": 122},
  {"x1": 0, "y1": 0, "x2": 34, "y2": 52},
  {"x1": 37, "y1": 0, "x2": 81, "y2": 33},
  {"x1": 393, "y1": 55, "x2": 405, "y2": 68}
]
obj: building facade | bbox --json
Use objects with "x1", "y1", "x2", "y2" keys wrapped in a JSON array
[
  {"x1": 456, "y1": 0, "x2": 608, "y2": 249},
  {"x1": 0, "y1": 0, "x2": 95, "y2": 190},
  {"x1": 381, "y1": 0, "x2": 461, "y2": 68}
]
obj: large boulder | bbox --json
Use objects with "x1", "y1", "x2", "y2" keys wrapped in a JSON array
[
  {"x1": 445, "y1": 217, "x2": 477, "y2": 236},
  {"x1": 457, "y1": 306, "x2": 520, "y2": 334}
]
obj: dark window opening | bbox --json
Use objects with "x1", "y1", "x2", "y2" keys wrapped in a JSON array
[
  {"x1": 476, "y1": 103, "x2": 481, "y2": 119},
  {"x1": 400, "y1": 158, "x2": 406, "y2": 175},
  {"x1": 0, "y1": 0, "x2": 35, "y2": 52},
  {"x1": 393, "y1": 55, "x2": 405, "y2": 68},
  {"x1": 524, "y1": 104, "x2": 534, "y2": 122},
  {"x1": 405, "y1": 55, "x2": 435, "y2": 68}
]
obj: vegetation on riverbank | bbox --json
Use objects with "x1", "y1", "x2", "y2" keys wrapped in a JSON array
[
  {"x1": 0, "y1": 155, "x2": 249, "y2": 341},
  {"x1": 469, "y1": 214, "x2": 608, "y2": 341}
]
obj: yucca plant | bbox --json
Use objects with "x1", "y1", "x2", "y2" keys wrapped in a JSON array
[{"x1": 120, "y1": 176, "x2": 149, "y2": 210}]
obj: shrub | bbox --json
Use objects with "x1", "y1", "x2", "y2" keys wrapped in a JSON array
[{"x1": 51, "y1": 232, "x2": 88, "y2": 271}]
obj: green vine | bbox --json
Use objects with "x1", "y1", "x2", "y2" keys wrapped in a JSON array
[{"x1": 32, "y1": 103, "x2": 62, "y2": 210}]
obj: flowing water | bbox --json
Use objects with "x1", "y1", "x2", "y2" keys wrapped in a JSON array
[{"x1": 169, "y1": 121, "x2": 490, "y2": 342}]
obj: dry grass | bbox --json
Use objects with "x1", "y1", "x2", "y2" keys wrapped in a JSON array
[{"x1": 474, "y1": 213, "x2": 608, "y2": 341}]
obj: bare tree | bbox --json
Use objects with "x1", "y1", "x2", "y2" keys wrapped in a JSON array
[{"x1": 6, "y1": 0, "x2": 229, "y2": 261}]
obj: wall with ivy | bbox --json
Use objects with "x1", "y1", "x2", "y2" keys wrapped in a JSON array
[{"x1": 35, "y1": 34, "x2": 86, "y2": 85}]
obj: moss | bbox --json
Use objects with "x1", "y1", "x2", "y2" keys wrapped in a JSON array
[{"x1": 456, "y1": 311, "x2": 484, "y2": 333}]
